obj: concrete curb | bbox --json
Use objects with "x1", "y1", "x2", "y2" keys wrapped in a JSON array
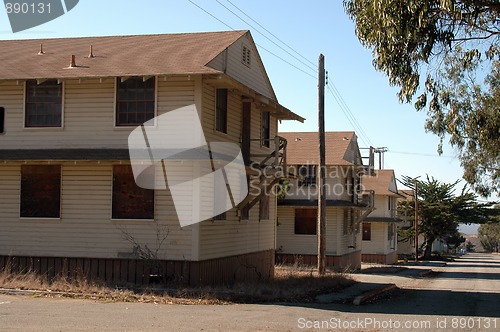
[{"x1": 353, "y1": 283, "x2": 397, "y2": 306}]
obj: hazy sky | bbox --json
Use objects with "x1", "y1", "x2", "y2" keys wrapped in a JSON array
[{"x1": 1, "y1": 0, "x2": 496, "y2": 213}]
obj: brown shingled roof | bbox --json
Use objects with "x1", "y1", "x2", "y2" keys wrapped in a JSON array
[
  {"x1": 0, "y1": 31, "x2": 247, "y2": 80},
  {"x1": 279, "y1": 131, "x2": 360, "y2": 165},
  {"x1": 362, "y1": 169, "x2": 401, "y2": 196}
]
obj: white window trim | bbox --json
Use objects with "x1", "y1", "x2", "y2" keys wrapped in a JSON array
[
  {"x1": 23, "y1": 80, "x2": 65, "y2": 130},
  {"x1": 113, "y1": 76, "x2": 158, "y2": 129}
]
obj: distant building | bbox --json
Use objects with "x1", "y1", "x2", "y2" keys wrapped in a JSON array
[
  {"x1": 361, "y1": 169, "x2": 403, "y2": 264},
  {"x1": 275, "y1": 132, "x2": 374, "y2": 270}
]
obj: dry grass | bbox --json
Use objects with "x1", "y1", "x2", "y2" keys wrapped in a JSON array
[{"x1": 0, "y1": 265, "x2": 353, "y2": 304}]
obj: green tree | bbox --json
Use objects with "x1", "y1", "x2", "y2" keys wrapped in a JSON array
[
  {"x1": 399, "y1": 175, "x2": 495, "y2": 259},
  {"x1": 478, "y1": 223, "x2": 500, "y2": 252},
  {"x1": 344, "y1": 0, "x2": 500, "y2": 196}
]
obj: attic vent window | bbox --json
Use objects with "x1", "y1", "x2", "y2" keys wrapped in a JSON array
[{"x1": 242, "y1": 45, "x2": 251, "y2": 67}]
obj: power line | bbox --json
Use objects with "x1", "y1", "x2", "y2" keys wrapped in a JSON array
[
  {"x1": 222, "y1": 0, "x2": 318, "y2": 70},
  {"x1": 187, "y1": 0, "x2": 234, "y2": 30},
  {"x1": 214, "y1": 0, "x2": 317, "y2": 74},
  {"x1": 330, "y1": 83, "x2": 373, "y2": 146},
  {"x1": 188, "y1": 0, "x2": 316, "y2": 80},
  {"x1": 326, "y1": 84, "x2": 373, "y2": 147},
  {"x1": 256, "y1": 44, "x2": 317, "y2": 79},
  {"x1": 188, "y1": 0, "x2": 375, "y2": 150},
  {"x1": 388, "y1": 150, "x2": 457, "y2": 159}
]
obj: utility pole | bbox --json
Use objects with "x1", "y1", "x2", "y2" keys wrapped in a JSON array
[
  {"x1": 414, "y1": 180, "x2": 419, "y2": 262},
  {"x1": 374, "y1": 147, "x2": 388, "y2": 170},
  {"x1": 317, "y1": 54, "x2": 326, "y2": 275}
]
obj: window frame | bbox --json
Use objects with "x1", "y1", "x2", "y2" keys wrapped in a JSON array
[
  {"x1": 111, "y1": 164, "x2": 155, "y2": 221},
  {"x1": 261, "y1": 111, "x2": 270, "y2": 148},
  {"x1": 20, "y1": 164, "x2": 62, "y2": 219},
  {"x1": 215, "y1": 88, "x2": 228, "y2": 134},
  {"x1": 114, "y1": 76, "x2": 157, "y2": 127},
  {"x1": 362, "y1": 222, "x2": 371, "y2": 241},
  {"x1": 24, "y1": 80, "x2": 64, "y2": 129},
  {"x1": 294, "y1": 208, "x2": 317, "y2": 235},
  {"x1": 0, "y1": 107, "x2": 5, "y2": 134}
]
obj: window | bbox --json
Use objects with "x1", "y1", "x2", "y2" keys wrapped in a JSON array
[
  {"x1": 362, "y1": 222, "x2": 371, "y2": 241},
  {"x1": 388, "y1": 223, "x2": 394, "y2": 241},
  {"x1": 343, "y1": 209, "x2": 350, "y2": 235},
  {"x1": 20, "y1": 165, "x2": 61, "y2": 218},
  {"x1": 215, "y1": 88, "x2": 228, "y2": 133},
  {"x1": 294, "y1": 208, "x2": 317, "y2": 235},
  {"x1": 116, "y1": 77, "x2": 155, "y2": 126},
  {"x1": 112, "y1": 165, "x2": 154, "y2": 219},
  {"x1": 25, "y1": 80, "x2": 63, "y2": 127},
  {"x1": 261, "y1": 111, "x2": 270, "y2": 148},
  {"x1": 242, "y1": 45, "x2": 251, "y2": 67},
  {"x1": 0, "y1": 107, "x2": 4, "y2": 134},
  {"x1": 298, "y1": 165, "x2": 316, "y2": 186}
]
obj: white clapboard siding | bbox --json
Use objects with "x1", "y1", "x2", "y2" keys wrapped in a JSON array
[
  {"x1": 276, "y1": 206, "x2": 316, "y2": 256},
  {"x1": 202, "y1": 83, "x2": 241, "y2": 144},
  {"x1": 0, "y1": 163, "x2": 192, "y2": 260},
  {"x1": 361, "y1": 222, "x2": 388, "y2": 255},
  {"x1": 197, "y1": 200, "x2": 275, "y2": 261},
  {"x1": 206, "y1": 33, "x2": 275, "y2": 100},
  {"x1": 276, "y1": 206, "x2": 357, "y2": 256},
  {"x1": 197, "y1": 86, "x2": 278, "y2": 261},
  {"x1": 0, "y1": 76, "x2": 195, "y2": 149},
  {"x1": 370, "y1": 195, "x2": 395, "y2": 218}
]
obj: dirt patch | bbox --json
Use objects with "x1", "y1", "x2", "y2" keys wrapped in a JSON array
[{"x1": 0, "y1": 265, "x2": 353, "y2": 305}]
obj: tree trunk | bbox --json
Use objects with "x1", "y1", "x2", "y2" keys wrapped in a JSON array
[{"x1": 423, "y1": 238, "x2": 434, "y2": 260}]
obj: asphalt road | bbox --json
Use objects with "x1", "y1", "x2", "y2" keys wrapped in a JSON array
[{"x1": 0, "y1": 253, "x2": 499, "y2": 331}]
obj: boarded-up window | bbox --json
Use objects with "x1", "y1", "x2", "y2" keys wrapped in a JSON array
[
  {"x1": 215, "y1": 88, "x2": 228, "y2": 133},
  {"x1": 362, "y1": 222, "x2": 371, "y2": 241},
  {"x1": 112, "y1": 165, "x2": 154, "y2": 219},
  {"x1": 20, "y1": 165, "x2": 61, "y2": 218},
  {"x1": 295, "y1": 208, "x2": 317, "y2": 235},
  {"x1": 261, "y1": 111, "x2": 270, "y2": 148},
  {"x1": 25, "y1": 80, "x2": 62, "y2": 127},
  {"x1": 0, "y1": 107, "x2": 4, "y2": 133},
  {"x1": 116, "y1": 77, "x2": 155, "y2": 126},
  {"x1": 259, "y1": 194, "x2": 270, "y2": 221}
]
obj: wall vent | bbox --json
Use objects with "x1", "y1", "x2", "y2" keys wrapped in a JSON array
[{"x1": 242, "y1": 45, "x2": 251, "y2": 67}]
